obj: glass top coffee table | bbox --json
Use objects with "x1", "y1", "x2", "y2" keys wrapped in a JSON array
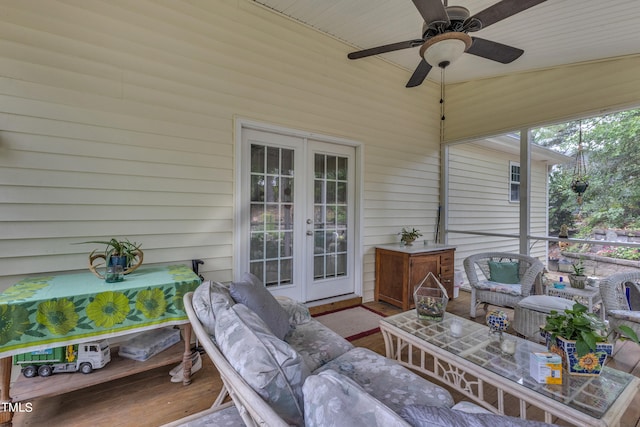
[{"x1": 380, "y1": 311, "x2": 639, "y2": 427}]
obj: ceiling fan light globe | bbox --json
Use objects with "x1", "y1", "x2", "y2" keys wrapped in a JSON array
[{"x1": 420, "y1": 32, "x2": 472, "y2": 68}]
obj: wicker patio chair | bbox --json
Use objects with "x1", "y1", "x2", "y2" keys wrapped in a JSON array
[
  {"x1": 464, "y1": 252, "x2": 545, "y2": 318},
  {"x1": 599, "y1": 271, "x2": 640, "y2": 341}
]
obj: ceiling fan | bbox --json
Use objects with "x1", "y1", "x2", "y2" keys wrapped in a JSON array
[{"x1": 348, "y1": 0, "x2": 548, "y2": 87}]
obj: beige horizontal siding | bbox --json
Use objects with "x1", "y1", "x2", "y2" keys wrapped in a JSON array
[
  {"x1": 0, "y1": 0, "x2": 442, "y2": 294},
  {"x1": 447, "y1": 142, "x2": 549, "y2": 273}
]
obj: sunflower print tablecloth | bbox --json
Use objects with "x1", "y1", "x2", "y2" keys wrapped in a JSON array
[{"x1": 0, "y1": 265, "x2": 201, "y2": 358}]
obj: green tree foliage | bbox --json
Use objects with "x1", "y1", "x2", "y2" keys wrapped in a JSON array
[{"x1": 532, "y1": 108, "x2": 640, "y2": 231}]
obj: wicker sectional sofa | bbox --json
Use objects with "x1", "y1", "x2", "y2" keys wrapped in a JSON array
[{"x1": 165, "y1": 275, "x2": 555, "y2": 427}]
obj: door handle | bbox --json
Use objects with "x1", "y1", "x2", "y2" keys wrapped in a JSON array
[{"x1": 306, "y1": 230, "x2": 313, "y2": 236}]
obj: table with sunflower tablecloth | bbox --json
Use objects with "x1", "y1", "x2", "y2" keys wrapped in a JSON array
[{"x1": 0, "y1": 264, "x2": 201, "y2": 420}]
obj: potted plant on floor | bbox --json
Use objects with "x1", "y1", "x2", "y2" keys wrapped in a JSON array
[
  {"x1": 568, "y1": 259, "x2": 587, "y2": 289},
  {"x1": 80, "y1": 238, "x2": 144, "y2": 279},
  {"x1": 541, "y1": 303, "x2": 639, "y2": 375}
]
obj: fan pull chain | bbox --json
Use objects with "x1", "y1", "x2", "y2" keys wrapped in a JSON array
[{"x1": 440, "y1": 66, "x2": 446, "y2": 142}]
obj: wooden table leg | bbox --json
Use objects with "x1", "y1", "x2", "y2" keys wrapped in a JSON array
[
  {"x1": 0, "y1": 356, "x2": 13, "y2": 424},
  {"x1": 181, "y1": 323, "x2": 193, "y2": 386}
]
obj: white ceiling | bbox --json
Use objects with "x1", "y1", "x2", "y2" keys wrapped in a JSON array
[{"x1": 253, "y1": 0, "x2": 640, "y2": 84}]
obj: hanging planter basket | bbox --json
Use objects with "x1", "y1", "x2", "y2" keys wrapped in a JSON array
[
  {"x1": 571, "y1": 178, "x2": 589, "y2": 205},
  {"x1": 571, "y1": 179, "x2": 589, "y2": 195},
  {"x1": 570, "y1": 120, "x2": 589, "y2": 205}
]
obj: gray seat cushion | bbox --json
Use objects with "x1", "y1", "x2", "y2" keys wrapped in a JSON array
[
  {"x1": 285, "y1": 318, "x2": 353, "y2": 372},
  {"x1": 303, "y1": 370, "x2": 410, "y2": 427},
  {"x1": 517, "y1": 295, "x2": 575, "y2": 313},
  {"x1": 167, "y1": 404, "x2": 244, "y2": 427},
  {"x1": 316, "y1": 347, "x2": 454, "y2": 414},
  {"x1": 400, "y1": 405, "x2": 558, "y2": 427}
]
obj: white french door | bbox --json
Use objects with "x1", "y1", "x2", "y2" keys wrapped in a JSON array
[
  {"x1": 239, "y1": 127, "x2": 358, "y2": 302},
  {"x1": 305, "y1": 141, "x2": 355, "y2": 301}
]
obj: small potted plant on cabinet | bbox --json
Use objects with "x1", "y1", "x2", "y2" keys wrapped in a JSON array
[{"x1": 399, "y1": 227, "x2": 422, "y2": 246}]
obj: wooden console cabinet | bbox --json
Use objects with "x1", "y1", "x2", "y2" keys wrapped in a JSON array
[{"x1": 375, "y1": 244, "x2": 455, "y2": 311}]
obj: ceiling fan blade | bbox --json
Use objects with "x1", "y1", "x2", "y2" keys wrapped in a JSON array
[
  {"x1": 406, "y1": 59, "x2": 433, "y2": 88},
  {"x1": 348, "y1": 39, "x2": 424, "y2": 60},
  {"x1": 412, "y1": 0, "x2": 449, "y2": 26},
  {"x1": 466, "y1": 37, "x2": 524, "y2": 64},
  {"x1": 467, "y1": 0, "x2": 547, "y2": 30}
]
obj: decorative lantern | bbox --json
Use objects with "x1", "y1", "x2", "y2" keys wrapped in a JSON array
[{"x1": 413, "y1": 272, "x2": 449, "y2": 321}]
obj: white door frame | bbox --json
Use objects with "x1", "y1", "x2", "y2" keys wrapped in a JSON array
[{"x1": 234, "y1": 118, "x2": 364, "y2": 302}]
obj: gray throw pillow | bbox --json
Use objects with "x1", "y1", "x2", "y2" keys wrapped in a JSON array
[
  {"x1": 229, "y1": 273, "x2": 290, "y2": 340},
  {"x1": 215, "y1": 304, "x2": 309, "y2": 426},
  {"x1": 400, "y1": 405, "x2": 558, "y2": 427},
  {"x1": 192, "y1": 281, "x2": 235, "y2": 336}
]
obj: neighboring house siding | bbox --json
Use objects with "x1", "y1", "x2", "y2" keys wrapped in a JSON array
[
  {"x1": 0, "y1": 0, "x2": 441, "y2": 298},
  {"x1": 447, "y1": 143, "x2": 549, "y2": 276},
  {"x1": 445, "y1": 55, "x2": 640, "y2": 142}
]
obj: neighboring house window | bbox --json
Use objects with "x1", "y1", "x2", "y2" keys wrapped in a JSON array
[{"x1": 509, "y1": 161, "x2": 520, "y2": 202}]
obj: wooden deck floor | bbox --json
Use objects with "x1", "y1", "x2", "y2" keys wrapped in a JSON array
[{"x1": 11, "y1": 290, "x2": 640, "y2": 426}]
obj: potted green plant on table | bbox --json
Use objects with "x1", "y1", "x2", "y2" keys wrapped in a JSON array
[
  {"x1": 568, "y1": 259, "x2": 587, "y2": 289},
  {"x1": 399, "y1": 227, "x2": 422, "y2": 246},
  {"x1": 541, "y1": 303, "x2": 639, "y2": 375},
  {"x1": 80, "y1": 238, "x2": 144, "y2": 279}
]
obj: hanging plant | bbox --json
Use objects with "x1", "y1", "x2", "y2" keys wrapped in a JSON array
[{"x1": 570, "y1": 120, "x2": 589, "y2": 205}]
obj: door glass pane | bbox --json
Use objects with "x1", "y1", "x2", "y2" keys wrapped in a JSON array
[
  {"x1": 250, "y1": 144, "x2": 295, "y2": 288},
  {"x1": 281, "y1": 178, "x2": 293, "y2": 202},
  {"x1": 251, "y1": 146, "x2": 265, "y2": 173},
  {"x1": 314, "y1": 180, "x2": 323, "y2": 204},
  {"x1": 313, "y1": 153, "x2": 348, "y2": 280},
  {"x1": 337, "y1": 157, "x2": 347, "y2": 180},
  {"x1": 251, "y1": 175, "x2": 264, "y2": 202},
  {"x1": 314, "y1": 154, "x2": 325, "y2": 178},
  {"x1": 266, "y1": 177, "x2": 279, "y2": 202},
  {"x1": 337, "y1": 206, "x2": 347, "y2": 227},
  {"x1": 326, "y1": 156, "x2": 336, "y2": 179},
  {"x1": 250, "y1": 205, "x2": 264, "y2": 231}
]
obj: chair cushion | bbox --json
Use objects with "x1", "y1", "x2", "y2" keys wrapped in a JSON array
[
  {"x1": 451, "y1": 401, "x2": 493, "y2": 414},
  {"x1": 230, "y1": 272, "x2": 290, "y2": 340},
  {"x1": 608, "y1": 309, "x2": 640, "y2": 322},
  {"x1": 316, "y1": 347, "x2": 454, "y2": 414},
  {"x1": 488, "y1": 261, "x2": 520, "y2": 284},
  {"x1": 192, "y1": 281, "x2": 235, "y2": 336},
  {"x1": 517, "y1": 295, "x2": 575, "y2": 314},
  {"x1": 285, "y1": 318, "x2": 353, "y2": 372},
  {"x1": 626, "y1": 280, "x2": 640, "y2": 310},
  {"x1": 167, "y1": 404, "x2": 244, "y2": 427},
  {"x1": 303, "y1": 370, "x2": 410, "y2": 427},
  {"x1": 399, "y1": 405, "x2": 558, "y2": 427},
  {"x1": 475, "y1": 281, "x2": 522, "y2": 296},
  {"x1": 214, "y1": 304, "x2": 310, "y2": 426},
  {"x1": 276, "y1": 295, "x2": 312, "y2": 326}
]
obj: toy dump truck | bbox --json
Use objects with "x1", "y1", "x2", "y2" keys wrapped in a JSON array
[{"x1": 13, "y1": 340, "x2": 111, "y2": 378}]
